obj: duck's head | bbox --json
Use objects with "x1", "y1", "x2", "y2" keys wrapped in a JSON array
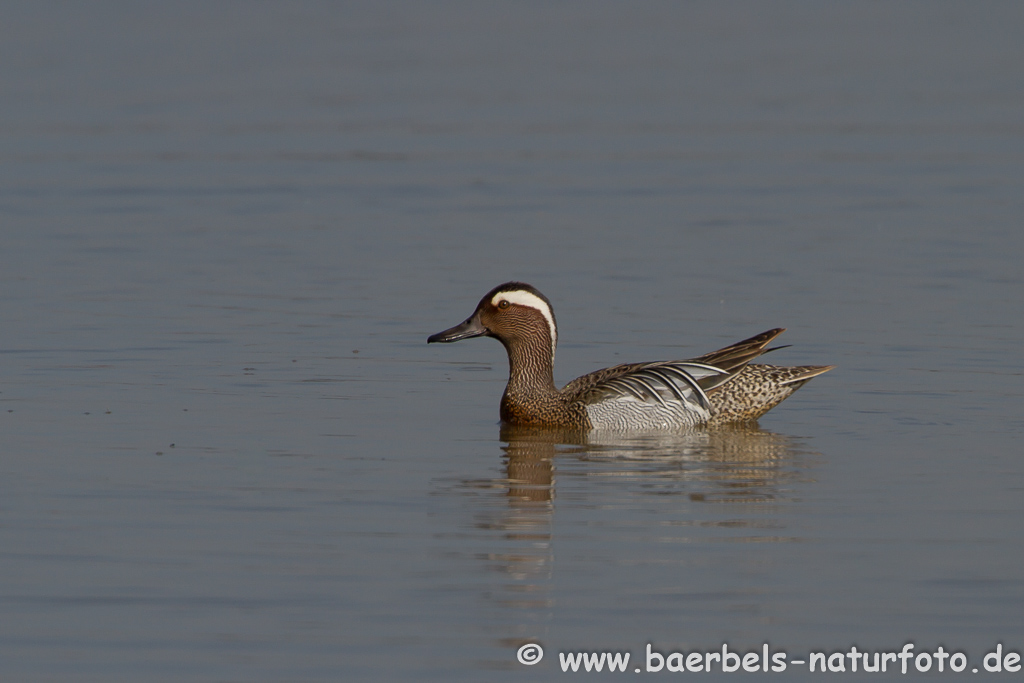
[{"x1": 427, "y1": 282, "x2": 558, "y2": 358}]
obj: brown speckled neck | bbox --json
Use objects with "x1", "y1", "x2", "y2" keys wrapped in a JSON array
[{"x1": 498, "y1": 334, "x2": 589, "y2": 428}]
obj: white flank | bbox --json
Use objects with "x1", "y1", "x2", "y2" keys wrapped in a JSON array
[{"x1": 491, "y1": 289, "x2": 557, "y2": 357}]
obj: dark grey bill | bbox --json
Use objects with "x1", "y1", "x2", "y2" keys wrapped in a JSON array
[{"x1": 427, "y1": 315, "x2": 488, "y2": 344}]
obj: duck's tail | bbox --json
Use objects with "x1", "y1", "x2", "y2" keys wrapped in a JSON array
[{"x1": 706, "y1": 363, "x2": 834, "y2": 425}]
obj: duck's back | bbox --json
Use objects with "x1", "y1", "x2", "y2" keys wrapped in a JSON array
[
  {"x1": 561, "y1": 328, "x2": 832, "y2": 429},
  {"x1": 563, "y1": 360, "x2": 730, "y2": 430}
]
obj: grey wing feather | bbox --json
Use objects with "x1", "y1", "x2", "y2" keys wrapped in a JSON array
[{"x1": 573, "y1": 361, "x2": 728, "y2": 411}]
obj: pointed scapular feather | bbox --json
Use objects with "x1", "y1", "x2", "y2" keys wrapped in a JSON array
[
  {"x1": 642, "y1": 369, "x2": 687, "y2": 403},
  {"x1": 603, "y1": 376, "x2": 649, "y2": 402},
  {"x1": 629, "y1": 375, "x2": 672, "y2": 407},
  {"x1": 581, "y1": 360, "x2": 729, "y2": 412}
]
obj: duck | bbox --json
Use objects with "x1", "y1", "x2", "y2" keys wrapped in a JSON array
[{"x1": 427, "y1": 282, "x2": 832, "y2": 430}]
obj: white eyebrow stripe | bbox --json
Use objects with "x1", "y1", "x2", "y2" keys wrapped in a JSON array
[{"x1": 491, "y1": 289, "x2": 557, "y2": 358}]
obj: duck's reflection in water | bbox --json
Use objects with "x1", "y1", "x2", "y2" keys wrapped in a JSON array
[
  {"x1": 578, "y1": 424, "x2": 817, "y2": 505},
  {"x1": 472, "y1": 423, "x2": 821, "y2": 661},
  {"x1": 501, "y1": 422, "x2": 815, "y2": 504}
]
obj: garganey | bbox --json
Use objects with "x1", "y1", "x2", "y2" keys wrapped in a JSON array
[{"x1": 428, "y1": 282, "x2": 832, "y2": 430}]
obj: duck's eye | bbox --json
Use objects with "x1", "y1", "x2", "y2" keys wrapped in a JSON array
[{"x1": 497, "y1": 300, "x2": 510, "y2": 310}]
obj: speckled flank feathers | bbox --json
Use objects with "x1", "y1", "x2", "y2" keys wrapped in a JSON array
[
  {"x1": 428, "y1": 282, "x2": 832, "y2": 430},
  {"x1": 705, "y1": 364, "x2": 835, "y2": 425}
]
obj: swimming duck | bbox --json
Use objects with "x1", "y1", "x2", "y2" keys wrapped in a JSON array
[{"x1": 428, "y1": 282, "x2": 832, "y2": 429}]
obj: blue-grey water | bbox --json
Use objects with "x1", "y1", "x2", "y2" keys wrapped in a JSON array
[{"x1": 2, "y1": 2, "x2": 1023, "y2": 681}]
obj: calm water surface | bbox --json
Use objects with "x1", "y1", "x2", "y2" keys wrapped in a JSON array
[{"x1": 1, "y1": 2, "x2": 1023, "y2": 681}]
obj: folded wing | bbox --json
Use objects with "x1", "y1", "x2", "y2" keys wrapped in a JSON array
[{"x1": 562, "y1": 329, "x2": 788, "y2": 430}]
